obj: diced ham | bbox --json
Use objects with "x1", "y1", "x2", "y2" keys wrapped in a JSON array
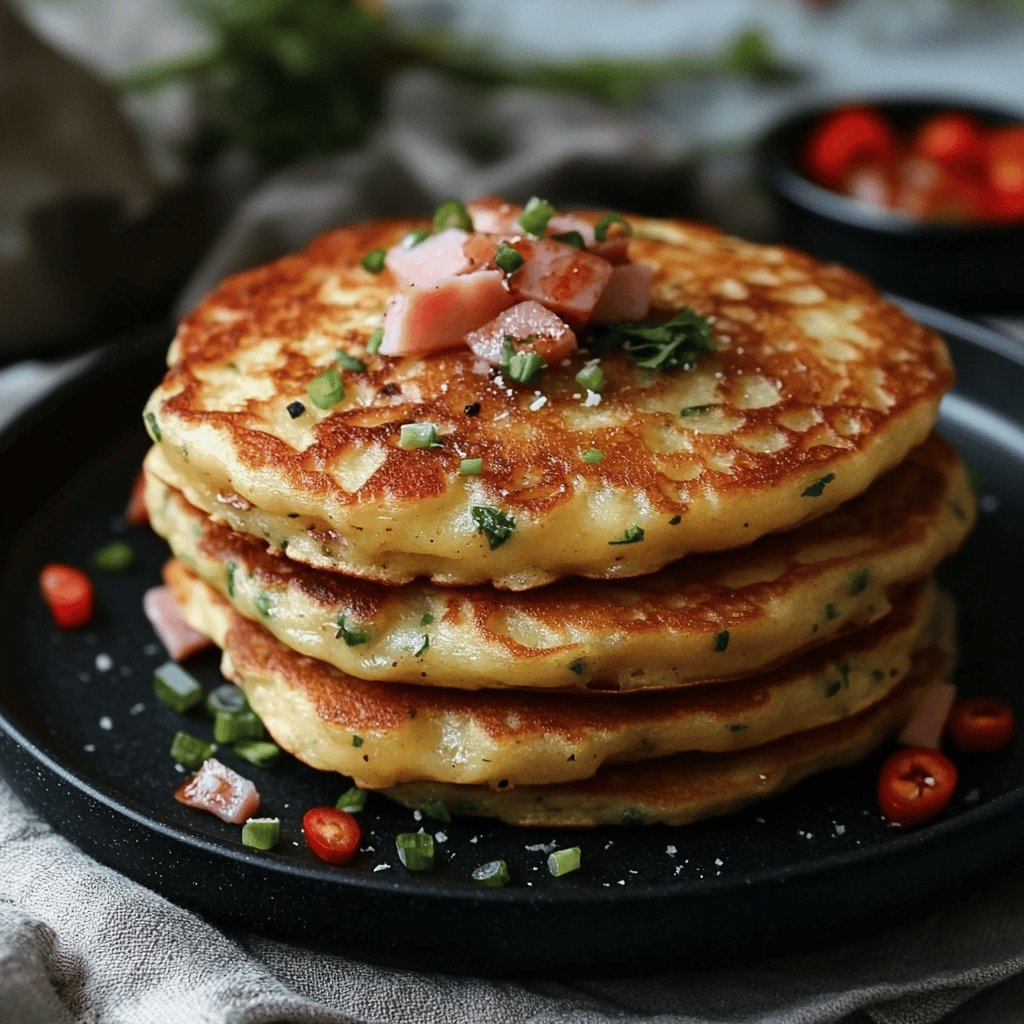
[
  {"x1": 385, "y1": 228, "x2": 470, "y2": 287},
  {"x1": 175, "y1": 758, "x2": 260, "y2": 824},
  {"x1": 899, "y1": 681, "x2": 958, "y2": 749},
  {"x1": 462, "y1": 231, "x2": 520, "y2": 273},
  {"x1": 547, "y1": 213, "x2": 631, "y2": 264},
  {"x1": 465, "y1": 301, "x2": 578, "y2": 366},
  {"x1": 466, "y1": 196, "x2": 524, "y2": 235},
  {"x1": 379, "y1": 270, "x2": 513, "y2": 356},
  {"x1": 591, "y1": 262, "x2": 654, "y2": 323},
  {"x1": 507, "y1": 239, "x2": 613, "y2": 330},
  {"x1": 143, "y1": 585, "x2": 212, "y2": 661}
]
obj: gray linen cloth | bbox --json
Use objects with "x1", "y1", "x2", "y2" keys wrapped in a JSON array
[{"x1": 5, "y1": 68, "x2": 1024, "y2": 1024}]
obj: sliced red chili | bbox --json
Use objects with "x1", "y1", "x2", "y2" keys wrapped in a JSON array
[
  {"x1": 39, "y1": 563, "x2": 94, "y2": 629},
  {"x1": 947, "y1": 696, "x2": 1016, "y2": 754},
  {"x1": 303, "y1": 807, "x2": 361, "y2": 866},
  {"x1": 878, "y1": 746, "x2": 957, "y2": 828}
]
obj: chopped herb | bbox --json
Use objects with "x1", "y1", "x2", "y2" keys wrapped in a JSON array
[
  {"x1": 414, "y1": 635, "x2": 430, "y2": 657},
  {"x1": 401, "y1": 228, "x2": 431, "y2": 249},
  {"x1": 518, "y1": 196, "x2": 556, "y2": 237},
  {"x1": 463, "y1": 402, "x2": 481, "y2": 417},
  {"x1": 802, "y1": 473, "x2": 836, "y2": 498},
  {"x1": 495, "y1": 242, "x2": 524, "y2": 275},
  {"x1": 170, "y1": 730, "x2": 215, "y2": 770},
  {"x1": 154, "y1": 662, "x2": 203, "y2": 714},
  {"x1": 589, "y1": 307, "x2": 714, "y2": 371},
  {"x1": 825, "y1": 680, "x2": 842, "y2": 698},
  {"x1": 594, "y1": 212, "x2": 632, "y2": 242},
  {"x1": 547, "y1": 846, "x2": 581, "y2": 876},
  {"x1": 254, "y1": 592, "x2": 275, "y2": 619},
  {"x1": 206, "y1": 683, "x2": 248, "y2": 717},
  {"x1": 213, "y1": 709, "x2": 264, "y2": 744},
  {"x1": 825, "y1": 603, "x2": 840, "y2": 621},
  {"x1": 669, "y1": 515, "x2": 682, "y2": 525},
  {"x1": 242, "y1": 817, "x2": 281, "y2": 851},
  {"x1": 575, "y1": 364, "x2": 606, "y2": 393},
  {"x1": 472, "y1": 859, "x2": 511, "y2": 887},
  {"x1": 336, "y1": 349, "x2": 367, "y2": 373},
  {"x1": 366, "y1": 327, "x2": 384, "y2": 354},
  {"x1": 850, "y1": 568, "x2": 870, "y2": 595},
  {"x1": 871, "y1": 669, "x2": 885, "y2": 682},
  {"x1": 93, "y1": 541, "x2": 135, "y2": 574},
  {"x1": 233, "y1": 740, "x2": 281, "y2": 768},
  {"x1": 433, "y1": 198, "x2": 473, "y2": 232},
  {"x1": 419, "y1": 798, "x2": 451, "y2": 823},
  {"x1": 308, "y1": 368, "x2": 344, "y2": 409},
  {"x1": 568, "y1": 658, "x2": 587, "y2": 675},
  {"x1": 352, "y1": 734, "x2": 364, "y2": 748},
  {"x1": 680, "y1": 405, "x2": 713, "y2": 417},
  {"x1": 226, "y1": 561, "x2": 237, "y2": 598},
  {"x1": 501, "y1": 338, "x2": 546, "y2": 386},
  {"x1": 471, "y1": 505, "x2": 516, "y2": 550},
  {"x1": 459, "y1": 457, "x2": 484, "y2": 476},
  {"x1": 551, "y1": 230, "x2": 585, "y2": 249},
  {"x1": 396, "y1": 832, "x2": 435, "y2": 872},
  {"x1": 399, "y1": 421, "x2": 441, "y2": 449},
  {"x1": 360, "y1": 247, "x2": 386, "y2": 274},
  {"x1": 336, "y1": 786, "x2": 367, "y2": 813},
  {"x1": 713, "y1": 630, "x2": 730, "y2": 652},
  {"x1": 728, "y1": 723, "x2": 748, "y2": 732},
  {"x1": 144, "y1": 411, "x2": 162, "y2": 442},
  {"x1": 420, "y1": 612, "x2": 435, "y2": 627},
  {"x1": 621, "y1": 808, "x2": 646, "y2": 826},
  {"x1": 335, "y1": 614, "x2": 369, "y2": 646},
  {"x1": 609, "y1": 525, "x2": 644, "y2": 545},
  {"x1": 286, "y1": 400, "x2": 306, "y2": 419},
  {"x1": 581, "y1": 448, "x2": 605, "y2": 464}
]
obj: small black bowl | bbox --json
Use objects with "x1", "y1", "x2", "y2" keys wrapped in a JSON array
[{"x1": 757, "y1": 97, "x2": 1024, "y2": 312}]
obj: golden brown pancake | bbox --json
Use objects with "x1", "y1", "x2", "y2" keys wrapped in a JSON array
[{"x1": 143, "y1": 213, "x2": 953, "y2": 589}]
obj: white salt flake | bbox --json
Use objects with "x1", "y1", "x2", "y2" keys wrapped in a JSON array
[
  {"x1": 435, "y1": 831, "x2": 448, "y2": 843},
  {"x1": 666, "y1": 845, "x2": 677, "y2": 857},
  {"x1": 528, "y1": 394, "x2": 548, "y2": 412},
  {"x1": 834, "y1": 823, "x2": 846, "y2": 836},
  {"x1": 583, "y1": 389, "x2": 602, "y2": 407},
  {"x1": 714, "y1": 857, "x2": 723, "y2": 867},
  {"x1": 128, "y1": 702, "x2": 145, "y2": 716},
  {"x1": 83, "y1": 743, "x2": 96, "y2": 753},
  {"x1": 98, "y1": 716, "x2": 113, "y2": 731},
  {"x1": 413, "y1": 810, "x2": 423, "y2": 821},
  {"x1": 94, "y1": 653, "x2": 113, "y2": 672},
  {"x1": 469, "y1": 836, "x2": 479, "y2": 844},
  {"x1": 373, "y1": 863, "x2": 391, "y2": 872},
  {"x1": 525, "y1": 842, "x2": 557, "y2": 854}
]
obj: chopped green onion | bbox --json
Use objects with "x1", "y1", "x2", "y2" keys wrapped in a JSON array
[
  {"x1": 471, "y1": 859, "x2": 510, "y2": 887},
  {"x1": 420, "y1": 612, "x2": 435, "y2": 626},
  {"x1": 581, "y1": 449, "x2": 604, "y2": 464},
  {"x1": 242, "y1": 817, "x2": 281, "y2": 851},
  {"x1": 495, "y1": 243, "x2": 524, "y2": 275},
  {"x1": 802, "y1": 473, "x2": 836, "y2": 498},
  {"x1": 225, "y1": 562, "x2": 237, "y2": 598},
  {"x1": 396, "y1": 832, "x2": 435, "y2": 872},
  {"x1": 414, "y1": 635, "x2": 429, "y2": 657},
  {"x1": 459, "y1": 457, "x2": 484, "y2": 476},
  {"x1": 551, "y1": 230, "x2": 585, "y2": 249},
  {"x1": 850, "y1": 568, "x2": 870, "y2": 596},
  {"x1": 594, "y1": 212, "x2": 633, "y2": 242},
  {"x1": 505, "y1": 349, "x2": 546, "y2": 386},
  {"x1": 367, "y1": 327, "x2": 384, "y2": 354},
  {"x1": 253, "y1": 592, "x2": 274, "y2": 619},
  {"x1": 518, "y1": 196, "x2": 556, "y2": 237},
  {"x1": 547, "y1": 846, "x2": 582, "y2": 877},
  {"x1": 433, "y1": 198, "x2": 473, "y2": 232},
  {"x1": 144, "y1": 411, "x2": 162, "y2": 442},
  {"x1": 336, "y1": 786, "x2": 367, "y2": 813},
  {"x1": 336, "y1": 349, "x2": 367, "y2": 373},
  {"x1": 713, "y1": 630, "x2": 730, "y2": 652},
  {"x1": 568, "y1": 658, "x2": 587, "y2": 675},
  {"x1": 419, "y1": 798, "x2": 451, "y2": 823},
  {"x1": 213, "y1": 709, "x2": 265, "y2": 744},
  {"x1": 233, "y1": 740, "x2": 281, "y2": 768},
  {"x1": 206, "y1": 683, "x2": 248, "y2": 717},
  {"x1": 154, "y1": 662, "x2": 203, "y2": 714},
  {"x1": 575, "y1": 364, "x2": 606, "y2": 393},
  {"x1": 360, "y1": 248, "x2": 386, "y2": 274},
  {"x1": 170, "y1": 730, "x2": 215, "y2": 770},
  {"x1": 609, "y1": 525, "x2": 644, "y2": 545},
  {"x1": 471, "y1": 505, "x2": 516, "y2": 550},
  {"x1": 399, "y1": 422, "x2": 440, "y2": 450},
  {"x1": 335, "y1": 614, "x2": 369, "y2": 646},
  {"x1": 401, "y1": 228, "x2": 431, "y2": 249},
  {"x1": 308, "y1": 368, "x2": 344, "y2": 410},
  {"x1": 352, "y1": 734, "x2": 364, "y2": 748},
  {"x1": 93, "y1": 541, "x2": 135, "y2": 574},
  {"x1": 680, "y1": 405, "x2": 712, "y2": 417}
]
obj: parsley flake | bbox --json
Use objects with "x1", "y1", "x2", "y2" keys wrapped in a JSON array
[
  {"x1": 336, "y1": 614, "x2": 369, "y2": 646},
  {"x1": 471, "y1": 505, "x2": 516, "y2": 550},
  {"x1": 588, "y1": 307, "x2": 714, "y2": 371},
  {"x1": 609, "y1": 525, "x2": 644, "y2": 545},
  {"x1": 713, "y1": 630, "x2": 730, "y2": 652},
  {"x1": 802, "y1": 473, "x2": 836, "y2": 498}
]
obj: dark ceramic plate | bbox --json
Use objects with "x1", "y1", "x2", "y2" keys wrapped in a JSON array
[{"x1": 1, "y1": 307, "x2": 1022, "y2": 978}]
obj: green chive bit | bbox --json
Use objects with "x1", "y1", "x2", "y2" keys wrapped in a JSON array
[
  {"x1": 547, "y1": 846, "x2": 581, "y2": 877},
  {"x1": 352, "y1": 734, "x2": 364, "y2": 748},
  {"x1": 825, "y1": 603, "x2": 840, "y2": 621},
  {"x1": 680, "y1": 405, "x2": 712, "y2": 417},
  {"x1": 471, "y1": 505, "x2": 516, "y2": 550},
  {"x1": 568, "y1": 658, "x2": 587, "y2": 675},
  {"x1": 581, "y1": 449, "x2": 604, "y2": 464},
  {"x1": 414, "y1": 635, "x2": 429, "y2": 657},
  {"x1": 399, "y1": 422, "x2": 441, "y2": 450},
  {"x1": 495, "y1": 242, "x2": 525, "y2": 275},
  {"x1": 502, "y1": 342, "x2": 546, "y2": 386},
  {"x1": 802, "y1": 473, "x2": 836, "y2": 498},
  {"x1": 213, "y1": 709, "x2": 265, "y2": 744},
  {"x1": 433, "y1": 198, "x2": 473, "y2": 233},
  {"x1": 170, "y1": 731, "x2": 215, "y2": 770},
  {"x1": 336, "y1": 349, "x2": 367, "y2": 373},
  {"x1": 252, "y1": 592, "x2": 275, "y2": 620},
  {"x1": 825, "y1": 680, "x2": 842, "y2": 698},
  {"x1": 419, "y1": 798, "x2": 451, "y2": 823},
  {"x1": 242, "y1": 817, "x2": 281, "y2": 851},
  {"x1": 308, "y1": 368, "x2": 344, "y2": 410},
  {"x1": 551, "y1": 230, "x2": 585, "y2": 249},
  {"x1": 336, "y1": 786, "x2": 367, "y2": 813},
  {"x1": 871, "y1": 668, "x2": 885, "y2": 683},
  {"x1": 609, "y1": 525, "x2": 644, "y2": 545},
  {"x1": 472, "y1": 859, "x2": 511, "y2": 887},
  {"x1": 713, "y1": 630, "x2": 730, "y2": 653},
  {"x1": 233, "y1": 740, "x2": 281, "y2": 768},
  {"x1": 335, "y1": 614, "x2": 369, "y2": 646},
  {"x1": 144, "y1": 411, "x2": 162, "y2": 442},
  {"x1": 154, "y1": 662, "x2": 203, "y2": 714},
  {"x1": 420, "y1": 612, "x2": 435, "y2": 626},
  {"x1": 360, "y1": 248, "x2": 386, "y2": 274},
  {"x1": 728, "y1": 723, "x2": 748, "y2": 733},
  {"x1": 849, "y1": 568, "x2": 870, "y2": 596},
  {"x1": 206, "y1": 684, "x2": 248, "y2": 717},
  {"x1": 226, "y1": 561, "x2": 237, "y2": 598},
  {"x1": 594, "y1": 212, "x2": 633, "y2": 242},
  {"x1": 518, "y1": 197, "x2": 557, "y2": 237},
  {"x1": 367, "y1": 327, "x2": 384, "y2": 354},
  {"x1": 93, "y1": 541, "x2": 135, "y2": 574},
  {"x1": 396, "y1": 832, "x2": 435, "y2": 872},
  {"x1": 669, "y1": 515, "x2": 682, "y2": 525},
  {"x1": 575, "y1": 363, "x2": 606, "y2": 393},
  {"x1": 459, "y1": 457, "x2": 484, "y2": 476},
  {"x1": 401, "y1": 228, "x2": 431, "y2": 249}
]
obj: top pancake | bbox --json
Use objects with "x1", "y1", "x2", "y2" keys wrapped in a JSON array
[{"x1": 143, "y1": 212, "x2": 953, "y2": 589}]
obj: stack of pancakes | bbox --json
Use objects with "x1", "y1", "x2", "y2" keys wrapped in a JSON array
[{"x1": 142, "y1": 213, "x2": 974, "y2": 827}]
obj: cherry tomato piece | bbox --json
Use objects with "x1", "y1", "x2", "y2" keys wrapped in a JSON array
[
  {"x1": 303, "y1": 807, "x2": 361, "y2": 865},
  {"x1": 947, "y1": 696, "x2": 1016, "y2": 753},
  {"x1": 803, "y1": 107, "x2": 899, "y2": 191},
  {"x1": 125, "y1": 470, "x2": 150, "y2": 527},
  {"x1": 986, "y1": 127, "x2": 1024, "y2": 221},
  {"x1": 912, "y1": 112, "x2": 987, "y2": 168},
  {"x1": 878, "y1": 746, "x2": 957, "y2": 828},
  {"x1": 39, "y1": 563, "x2": 94, "y2": 629}
]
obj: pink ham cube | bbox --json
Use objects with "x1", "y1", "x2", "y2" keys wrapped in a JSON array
[
  {"x1": 465, "y1": 301, "x2": 578, "y2": 366},
  {"x1": 385, "y1": 228, "x2": 471, "y2": 287},
  {"x1": 591, "y1": 262, "x2": 654, "y2": 323},
  {"x1": 507, "y1": 239, "x2": 613, "y2": 330}
]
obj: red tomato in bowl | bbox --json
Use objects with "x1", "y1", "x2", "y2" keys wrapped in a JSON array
[
  {"x1": 803, "y1": 106, "x2": 899, "y2": 191},
  {"x1": 912, "y1": 111, "x2": 987, "y2": 169},
  {"x1": 986, "y1": 127, "x2": 1024, "y2": 221}
]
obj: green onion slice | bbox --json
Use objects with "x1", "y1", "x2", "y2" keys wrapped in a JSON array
[
  {"x1": 366, "y1": 327, "x2": 384, "y2": 354},
  {"x1": 581, "y1": 448, "x2": 604, "y2": 463},
  {"x1": 206, "y1": 683, "x2": 248, "y2": 717},
  {"x1": 154, "y1": 662, "x2": 203, "y2": 714},
  {"x1": 336, "y1": 786, "x2": 367, "y2": 813},
  {"x1": 551, "y1": 230, "x2": 585, "y2": 249},
  {"x1": 396, "y1": 832, "x2": 435, "y2": 872},
  {"x1": 419, "y1": 798, "x2": 451, "y2": 823},
  {"x1": 495, "y1": 243, "x2": 524, "y2": 275},
  {"x1": 335, "y1": 614, "x2": 370, "y2": 646},
  {"x1": 233, "y1": 740, "x2": 281, "y2": 768},
  {"x1": 360, "y1": 248, "x2": 386, "y2": 274},
  {"x1": 547, "y1": 846, "x2": 582, "y2": 877},
  {"x1": 399, "y1": 422, "x2": 441, "y2": 450},
  {"x1": 471, "y1": 859, "x2": 511, "y2": 887},
  {"x1": 336, "y1": 349, "x2": 367, "y2": 373},
  {"x1": 594, "y1": 212, "x2": 633, "y2": 242},
  {"x1": 575, "y1": 364, "x2": 606, "y2": 393},
  {"x1": 144, "y1": 411, "x2": 162, "y2": 442},
  {"x1": 433, "y1": 198, "x2": 473, "y2": 233},
  {"x1": 609, "y1": 525, "x2": 644, "y2": 545},
  {"x1": 93, "y1": 541, "x2": 135, "y2": 574},
  {"x1": 401, "y1": 228, "x2": 431, "y2": 249},
  {"x1": 459, "y1": 457, "x2": 484, "y2": 476},
  {"x1": 518, "y1": 196, "x2": 556, "y2": 237},
  {"x1": 169, "y1": 730, "x2": 215, "y2": 770},
  {"x1": 242, "y1": 817, "x2": 281, "y2": 851},
  {"x1": 213, "y1": 709, "x2": 265, "y2": 744},
  {"x1": 308, "y1": 368, "x2": 344, "y2": 410}
]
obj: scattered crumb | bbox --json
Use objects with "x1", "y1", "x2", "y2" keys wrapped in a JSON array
[
  {"x1": 755, "y1": 816, "x2": 766, "y2": 824},
  {"x1": 174, "y1": 763, "x2": 185, "y2": 774},
  {"x1": 412, "y1": 810, "x2": 422, "y2": 821},
  {"x1": 666, "y1": 845, "x2": 677, "y2": 857},
  {"x1": 525, "y1": 841, "x2": 557, "y2": 854},
  {"x1": 94, "y1": 653, "x2": 113, "y2": 672},
  {"x1": 98, "y1": 716, "x2": 113, "y2": 731},
  {"x1": 674, "y1": 865, "x2": 684, "y2": 876},
  {"x1": 128, "y1": 702, "x2": 145, "y2": 716},
  {"x1": 83, "y1": 743, "x2": 96, "y2": 753},
  {"x1": 714, "y1": 857, "x2": 723, "y2": 867},
  {"x1": 469, "y1": 836, "x2": 479, "y2": 844},
  {"x1": 583, "y1": 390, "x2": 602, "y2": 408},
  {"x1": 616, "y1": 879, "x2": 626, "y2": 886},
  {"x1": 528, "y1": 394, "x2": 548, "y2": 412},
  {"x1": 834, "y1": 823, "x2": 846, "y2": 836},
  {"x1": 373, "y1": 863, "x2": 390, "y2": 873},
  {"x1": 604, "y1": 840, "x2": 614, "y2": 850}
]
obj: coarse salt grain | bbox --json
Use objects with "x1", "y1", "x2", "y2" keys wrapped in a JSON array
[
  {"x1": 98, "y1": 716, "x2": 113, "y2": 731},
  {"x1": 529, "y1": 395, "x2": 548, "y2": 412},
  {"x1": 95, "y1": 653, "x2": 113, "y2": 672},
  {"x1": 583, "y1": 390, "x2": 601, "y2": 407}
]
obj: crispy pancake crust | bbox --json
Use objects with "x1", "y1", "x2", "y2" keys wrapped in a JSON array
[
  {"x1": 147, "y1": 434, "x2": 972, "y2": 691},
  {"x1": 144, "y1": 214, "x2": 953, "y2": 589},
  {"x1": 166, "y1": 560, "x2": 936, "y2": 789}
]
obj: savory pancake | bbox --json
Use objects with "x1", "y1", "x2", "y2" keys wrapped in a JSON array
[
  {"x1": 166, "y1": 559, "x2": 937, "y2": 789},
  {"x1": 146, "y1": 435, "x2": 973, "y2": 692},
  {"x1": 143, "y1": 212, "x2": 953, "y2": 589}
]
